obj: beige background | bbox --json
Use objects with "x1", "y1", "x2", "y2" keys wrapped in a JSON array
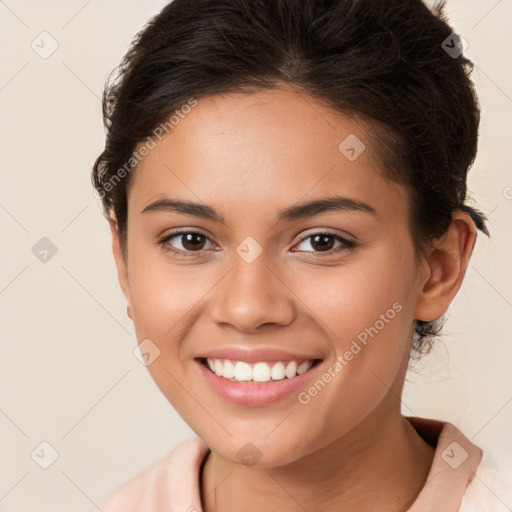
[{"x1": 0, "y1": 1, "x2": 511, "y2": 510}]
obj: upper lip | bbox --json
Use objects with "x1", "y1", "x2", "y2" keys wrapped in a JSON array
[{"x1": 195, "y1": 346, "x2": 322, "y2": 363}]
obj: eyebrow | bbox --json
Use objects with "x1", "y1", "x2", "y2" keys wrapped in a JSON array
[{"x1": 141, "y1": 195, "x2": 377, "y2": 223}]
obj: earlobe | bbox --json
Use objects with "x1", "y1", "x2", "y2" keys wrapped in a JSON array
[
  {"x1": 413, "y1": 210, "x2": 477, "y2": 322},
  {"x1": 108, "y1": 218, "x2": 133, "y2": 320}
]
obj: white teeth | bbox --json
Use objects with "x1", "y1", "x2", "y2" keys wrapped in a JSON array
[
  {"x1": 285, "y1": 361, "x2": 297, "y2": 379},
  {"x1": 271, "y1": 362, "x2": 285, "y2": 381},
  {"x1": 253, "y1": 362, "x2": 271, "y2": 382},
  {"x1": 234, "y1": 361, "x2": 252, "y2": 381},
  {"x1": 205, "y1": 358, "x2": 316, "y2": 382},
  {"x1": 297, "y1": 360, "x2": 314, "y2": 374},
  {"x1": 223, "y1": 360, "x2": 235, "y2": 379}
]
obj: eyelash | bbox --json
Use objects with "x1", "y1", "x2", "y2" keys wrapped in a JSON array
[{"x1": 157, "y1": 229, "x2": 357, "y2": 258}]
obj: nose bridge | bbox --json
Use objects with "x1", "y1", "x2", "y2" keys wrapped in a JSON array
[{"x1": 210, "y1": 240, "x2": 295, "y2": 331}]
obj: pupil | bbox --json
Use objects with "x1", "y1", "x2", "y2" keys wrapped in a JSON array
[{"x1": 311, "y1": 234, "x2": 334, "y2": 251}]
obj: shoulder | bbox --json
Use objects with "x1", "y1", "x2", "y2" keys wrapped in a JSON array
[
  {"x1": 95, "y1": 437, "x2": 209, "y2": 512},
  {"x1": 459, "y1": 452, "x2": 512, "y2": 512}
]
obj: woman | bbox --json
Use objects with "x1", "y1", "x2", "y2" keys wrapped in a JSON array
[{"x1": 92, "y1": 0, "x2": 511, "y2": 510}]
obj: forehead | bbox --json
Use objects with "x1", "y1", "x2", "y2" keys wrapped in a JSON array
[{"x1": 127, "y1": 87, "x2": 409, "y2": 225}]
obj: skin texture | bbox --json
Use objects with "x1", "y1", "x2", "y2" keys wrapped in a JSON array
[{"x1": 109, "y1": 85, "x2": 476, "y2": 511}]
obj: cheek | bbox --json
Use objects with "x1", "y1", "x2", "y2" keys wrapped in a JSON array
[
  {"x1": 293, "y1": 247, "x2": 413, "y2": 343},
  {"x1": 292, "y1": 248, "x2": 415, "y2": 397},
  {"x1": 127, "y1": 243, "x2": 211, "y2": 339},
  {"x1": 126, "y1": 252, "x2": 209, "y2": 404},
  {"x1": 288, "y1": 263, "x2": 413, "y2": 442}
]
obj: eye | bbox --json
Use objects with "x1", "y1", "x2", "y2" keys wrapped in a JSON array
[
  {"x1": 292, "y1": 232, "x2": 356, "y2": 255},
  {"x1": 158, "y1": 230, "x2": 216, "y2": 256}
]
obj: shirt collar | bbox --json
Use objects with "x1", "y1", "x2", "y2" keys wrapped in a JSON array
[{"x1": 405, "y1": 415, "x2": 483, "y2": 512}]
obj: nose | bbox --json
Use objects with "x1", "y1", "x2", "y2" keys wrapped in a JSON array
[{"x1": 208, "y1": 249, "x2": 296, "y2": 333}]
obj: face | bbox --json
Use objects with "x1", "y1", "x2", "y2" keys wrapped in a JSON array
[{"x1": 112, "y1": 86, "x2": 431, "y2": 466}]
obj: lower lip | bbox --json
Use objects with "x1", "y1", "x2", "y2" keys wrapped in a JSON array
[{"x1": 195, "y1": 359, "x2": 322, "y2": 407}]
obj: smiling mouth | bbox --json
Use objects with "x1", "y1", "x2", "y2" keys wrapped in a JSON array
[{"x1": 197, "y1": 357, "x2": 322, "y2": 383}]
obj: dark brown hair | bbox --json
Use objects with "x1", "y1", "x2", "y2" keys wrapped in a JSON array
[{"x1": 92, "y1": 0, "x2": 490, "y2": 357}]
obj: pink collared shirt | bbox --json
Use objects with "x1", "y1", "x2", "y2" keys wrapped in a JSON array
[{"x1": 96, "y1": 416, "x2": 512, "y2": 511}]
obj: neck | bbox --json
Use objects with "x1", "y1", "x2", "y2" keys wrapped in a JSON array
[{"x1": 200, "y1": 409, "x2": 435, "y2": 512}]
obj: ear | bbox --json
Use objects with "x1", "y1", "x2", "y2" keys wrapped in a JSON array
[
  {"x1": 414, "y1": 209, "x2": 477, "y2": 322},
  {"x1": 109, "y1": 218, "x2": 133, "y2": 320}
]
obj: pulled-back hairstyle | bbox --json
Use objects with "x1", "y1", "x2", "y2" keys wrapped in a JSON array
[{"x1": 92, "y1": 0, "x2": 490, "y2": 358}]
